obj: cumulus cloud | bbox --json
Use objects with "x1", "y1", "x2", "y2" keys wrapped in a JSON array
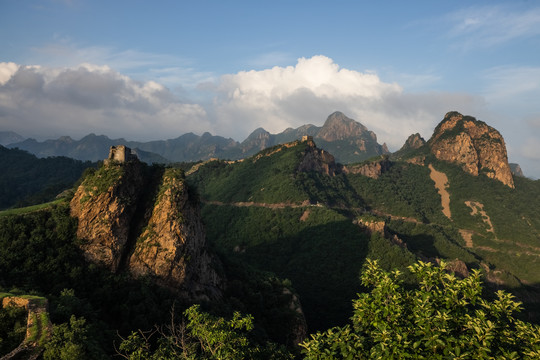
[
  {"x1": 0, "y1": 56, "x2": 485, "y2": 151},
  {"x1": 208, "y1": 55, "x2": 484, "y2": 149},
  {"x1": 0, "y1": 62, "x2": 19, "y2": 86},
  {"x1": 0, "y1": 62, "x2": 210, "y2": 140}
]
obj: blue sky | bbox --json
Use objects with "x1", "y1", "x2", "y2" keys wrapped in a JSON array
[{"x1": 1, "y1": 0, "x2": 539, "y2": 177}]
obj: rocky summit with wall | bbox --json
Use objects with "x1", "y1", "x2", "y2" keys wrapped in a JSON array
[{"x1": 70, "y1": 146, "x2": 224, "y2": 302}]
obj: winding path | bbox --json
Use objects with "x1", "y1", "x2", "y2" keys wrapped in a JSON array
[{"x1": 1, "y1": 296, "x2": 51, "y2": 360}]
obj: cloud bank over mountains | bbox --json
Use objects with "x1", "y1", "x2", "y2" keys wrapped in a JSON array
[{"x1": 0, "y1": 56, "x2": 485, "y2": 150}]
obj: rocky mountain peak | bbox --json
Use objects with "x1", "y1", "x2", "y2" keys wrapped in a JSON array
[
  {"x1": 241, "y1": 127, "x2": 272, "y2": 153},
  {"x1": 428, "y1": 111, "x2": 514, "y2": 188},
  {"x1": 318, "y1": 111, "x2": 370, "y2": 141},
  {"x1": 402, "y1": 133, "x2": 426, "y2": 150},
  {"x1": 70, "y1": 148, "x2": 224, "y2": 300}
]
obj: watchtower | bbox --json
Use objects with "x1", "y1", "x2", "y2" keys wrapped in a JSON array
[{"x1": 104, "y1": 145, "x2": 137, "y2": 165}]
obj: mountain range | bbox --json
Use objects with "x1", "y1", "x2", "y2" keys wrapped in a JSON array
[
  {"x1": 5, "y1": 111, "x2": 388, "y2": 165},
  {"x1": 1, "y1": 110, "x2": 540, "y2": 357}
]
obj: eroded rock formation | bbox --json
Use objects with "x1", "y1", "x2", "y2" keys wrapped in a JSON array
[
  {"x1": 428, "y1": 111, "x2": 514, "y2": 188},
  {"x1": 296, "y1": 139, "x2": 340, "y2": 176},
  {"x1": 70, "y1": 160, "x2": 144, "y2": 272},
  {"x1": 343, "y1": 156, "x2": 392, "y2": 179},
  {"x1": 70, "y1": 148, "x2": 224, "y2": 301},
  {"x1": 129, "y1": 168, "x2": 222, "y2": 300}
]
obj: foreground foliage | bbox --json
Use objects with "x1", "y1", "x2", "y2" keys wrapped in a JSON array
[
  {"x1": 117, "y1": 304, "x2": 292, "y2": 360},
  {"x1": 301, "y1": 260, "x2": 540, "y2": 359}
]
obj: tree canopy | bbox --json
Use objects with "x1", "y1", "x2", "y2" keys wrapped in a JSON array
[{"x1": 301, "y1": 260, "x2": 540, "y2": 359}]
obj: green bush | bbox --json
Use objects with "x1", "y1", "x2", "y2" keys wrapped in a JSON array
[{"x1": 301, "y1": 259, "x2": 540, "y2": 359}]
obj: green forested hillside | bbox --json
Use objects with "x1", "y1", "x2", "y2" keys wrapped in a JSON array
[
  {"x1": 1, "y1": 137, "x2": 540, "y2": 358},
  {"x1": 0, "y1": 145, "x2": 94, "y2": 210},
  {"x1": 187, "y1": 141, "x2": 540, "y2": 332}
]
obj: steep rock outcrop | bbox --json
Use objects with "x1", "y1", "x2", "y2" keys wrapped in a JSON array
[
  {"x1": 129, "y1": 168, "x2": 222, "y2": 300},
  {"x1": 70, "y1": 160, "x2": 144, "y2": 271},
  {"x1": 70, "y1": 148, "x2": 224, "y2": 301},
  {"x1": 316, "y1": 112, "x2": 389, "y2": 158},
  {"x1": 391, "y1": 133, "x2": 426, "y2": 162},
  {"x1": 296, "y1": 139, "x2": 340, "y2": 176},
  {"x1": 402, "y1": 133, "x2": 426, "y2": 151},
  {"x1": 428, "y1": 111, "x2": 514, "y2": 188},
  {"x1": 343, "y1": 156, "x2": 391, "y2": 179}
]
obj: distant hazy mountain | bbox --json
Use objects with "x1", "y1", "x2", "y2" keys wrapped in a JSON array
[
  {"x1": 238, "y1": 112, "x2": 388, "y2": 163},
  {"x1": 510, "y1": 163, "x2": 525, "y2": 178},
  {"x1": 10, "y1": 134, "x2": 170, "y2": 164},
  {"x1": 0, "y1": 131, "x2": 25, "y2": 146},
  {"x1": 7, "y1": 112, "x2": 388, "y2": 164}
]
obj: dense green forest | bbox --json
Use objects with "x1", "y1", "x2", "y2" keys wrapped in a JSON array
[
  {"x1": 1, "y1": 139, "x2": 540, "y2": 358},
  {"x1": 0, "y1": 145, "x2": 94, "y2": 210}
]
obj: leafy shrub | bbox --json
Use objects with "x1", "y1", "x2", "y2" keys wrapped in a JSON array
[{"x1": 301, "y1": 260, "x2": 540, "y2": 359}]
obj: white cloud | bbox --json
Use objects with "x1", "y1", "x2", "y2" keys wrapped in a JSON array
[
  {"x1": 0, "y1": 56, "x2": 486, "y2": 154},
  {"x1": 0, "y1": 63, "x2": 209, "y2": 140},
  {"x1": 208, "y1": 55, "x2": 484, "y2": 149},
  {"x1": 0, "y1": 63, "x2": 20, "y2": 86}
]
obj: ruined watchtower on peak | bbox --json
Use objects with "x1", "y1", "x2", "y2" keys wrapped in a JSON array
[
  {"x1": 301, "y1": 135, "x2": 315, "y2": 147},
  {"x1": 104, "y1": 145, "x2": 138, "y2": 165}
]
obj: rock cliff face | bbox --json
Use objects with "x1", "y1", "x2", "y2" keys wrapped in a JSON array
[
  {"x1": 316, "y1": 112, "x2": 389, "y2": 159},
  {"x1": 129, "y1": 168, "x2": 222, "y2": 300},
  {"x1": 296, "y1": 139, "x2": 340, "y2": 176},
  {"x1": 343, "y1": 156, "x2": 391, "y2": 179},
  {"x1": 241, "y1": 128, "x2": 272, "y2": 154},
  {"x1": 402, "y1": 133, "x2": 426, "y2": 151},
  {"x1": 70, "y1": 156, "x2": 224, "y2": 300},
  {"x1": 428, "y1": 111, "x2": 514, "y2": 188},
  {"x1": 70, "y1": 161, "x2": 144, "y2": 271}
]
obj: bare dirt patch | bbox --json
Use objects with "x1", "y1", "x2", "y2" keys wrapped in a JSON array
[
  {"x1": 459, "y1": 229, "x2": 474, "y2": 248},
  {"x1": 429, "y1": 164, "x2": 451, "y2": 219},
  {"x1": 464, "y1": 201, "x2": 494, "y2": 234},
  {"x1": 299, "y1": 209, "x2": 310, "y2": 221}
]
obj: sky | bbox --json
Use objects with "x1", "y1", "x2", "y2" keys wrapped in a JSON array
[{"x1": 1, "y1": 0, "x2": 539, "y2": 178}]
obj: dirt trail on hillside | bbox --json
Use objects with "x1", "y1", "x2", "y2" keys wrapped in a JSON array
[
  {"x1": 203, "y1": 200, "x2": 314, "y2": 209},
  {"x1": 429, "y1": 164, "x2": 451, "y2": 219}
]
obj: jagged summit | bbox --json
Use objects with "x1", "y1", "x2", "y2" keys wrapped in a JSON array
[
  {"x1": 7, "y1": 111, "x2": 388, "y2": 164},
  {"x1": 318, "y1": 111, "x2": 370, "y2": 141},
  {"x1": 241, "y1": 127, "x2": 272, "y2": 153},
  {"x1": 70, "y1": 159, "x2": 224, "y2": 301},
  {"x1": 391, "y1": 133, "x2": 427, "y2": 160},
  {"x1": 402, "y1": 133, "x2": 426, "y2": 151},
  {"x1": 428, "y1": 111, "x2": 514, "y2": 188}
]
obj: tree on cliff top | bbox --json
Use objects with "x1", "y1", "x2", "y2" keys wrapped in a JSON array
[{"x1": 301, "y1": 260, "x2": 540, "y2": 359}]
